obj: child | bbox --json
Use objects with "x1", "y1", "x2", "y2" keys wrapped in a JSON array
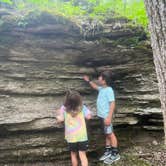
[
  {"x1": 83, "y1": 70, "x2": 120, "y2": 165},
  {"x1": 56, "y1": 90, "x2": 92, "y2": 166}
]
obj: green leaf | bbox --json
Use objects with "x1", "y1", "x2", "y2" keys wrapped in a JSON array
[{"x1": 0, "y1": 0, "x2": 13, "y2": 5}]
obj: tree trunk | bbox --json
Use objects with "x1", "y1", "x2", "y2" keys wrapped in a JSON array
[{"x1": 144, "y1": 0, "x2": 166, "y2": 144}]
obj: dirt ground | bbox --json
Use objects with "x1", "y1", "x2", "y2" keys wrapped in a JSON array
[
  {"x1": 92, "y1": 127, "x2": 166, "y2": 166},
  {"x1": 1, "y1": 126, "x2": 166, "y2": 166}
]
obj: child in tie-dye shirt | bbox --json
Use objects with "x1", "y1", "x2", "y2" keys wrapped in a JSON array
[{"x1": 56, "y1": 91, "x2": 92, "y2": 166}]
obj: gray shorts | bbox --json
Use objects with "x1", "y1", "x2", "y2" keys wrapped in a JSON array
[{"x1": 100, "y1": 118, "x2": 114, "y2": 134}]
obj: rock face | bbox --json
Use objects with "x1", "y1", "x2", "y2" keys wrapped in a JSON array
[{"x1": 0, "y1": 9, "x2": 162, "y2": 163}]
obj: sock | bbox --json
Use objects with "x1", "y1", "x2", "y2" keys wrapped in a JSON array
[
  {"x1": 111, "y1": 147, "x2": 118, "y2": 155},
  {"x1": 105, "y1": 146, "x2": 112, "y2": 152}
]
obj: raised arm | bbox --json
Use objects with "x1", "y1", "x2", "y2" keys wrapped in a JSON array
[{"x1": 83, "y1": 75, "x2": 99, "y2": 90}]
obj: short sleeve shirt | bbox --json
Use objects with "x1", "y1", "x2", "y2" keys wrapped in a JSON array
[
  {"x1": 60, "y1": 105, "x2": 90, "y2": 143},
  {"x1": 97, "y1": 86, "x2": 115, "y2": 118}
]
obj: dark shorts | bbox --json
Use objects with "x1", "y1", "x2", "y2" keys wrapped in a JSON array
[{"x1": 68, "y1": 141, "x2": 89, "y2": 152}]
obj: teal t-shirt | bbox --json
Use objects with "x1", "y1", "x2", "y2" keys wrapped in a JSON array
[{"x1": 97, "y1": 86, "x2": 115, "y2": 118}]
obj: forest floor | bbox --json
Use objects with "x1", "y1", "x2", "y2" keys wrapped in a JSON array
[
  {"x1": 1, "y1": 126, "x2": 166, "y2": 166},
  {"x1": 90, "y1": 126, "x2": 166, "y2": 166}
]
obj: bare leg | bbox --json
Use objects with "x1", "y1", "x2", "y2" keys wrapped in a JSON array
[
  {"x1": 78, "y1": 151, "x2": 88, "y2": 166},
  {"x1": 106, "y1": 134, "x2": 111, "y2": 146},
  {"x1": 71, "y1": 151, "x2": 78, "y2": 166},
  {"x1": 108, "y1": 132, "x2": 118, "y2": 147}
]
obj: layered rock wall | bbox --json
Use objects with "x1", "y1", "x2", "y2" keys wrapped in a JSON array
[{"x1": 0, "y1": 10, "x2": 162, "y2": 163}]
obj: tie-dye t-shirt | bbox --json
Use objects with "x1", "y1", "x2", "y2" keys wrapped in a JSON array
[{"x1": 60, "y1": 105, "x2": 90, "y2": 143}]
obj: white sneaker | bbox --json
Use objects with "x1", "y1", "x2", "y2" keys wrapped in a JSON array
[
  {"x1": 99, "y1": 150, "x2": 112, "y2": 161},
  {"x1": 104, "y1": 154, "x2": 120, "y2": 164}
]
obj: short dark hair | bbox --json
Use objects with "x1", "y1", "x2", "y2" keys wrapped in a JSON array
[{"x1": 100, "y1": 70, "x2": 113, "y2": 86}]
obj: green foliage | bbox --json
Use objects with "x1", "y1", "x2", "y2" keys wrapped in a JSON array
[
  {"x1": 0, "y1": 0, "x2": 12, "y2": 5},
  {"x1": 117, "y1": 0, "x2": 148, "y2": 27},
  {"x1": 0, "y1": 0, "x2": 148, "y2": 28},
  {"x1": 88, "y1": 0, "x2": 147, "y2": 27}
]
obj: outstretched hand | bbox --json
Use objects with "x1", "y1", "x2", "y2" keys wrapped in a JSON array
[
  {"x1": 83, "y1": 75, "x2": 90, "y2": 82},
  {"x1": 55, "y1": 109, "x2": 64, "y2": 123},
  {"x1": 83, "y1": 75, "x2": 99, "y2": 90}
]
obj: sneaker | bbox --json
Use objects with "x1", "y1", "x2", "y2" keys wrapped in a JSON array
[
  {"x1": 104, "y1": 154, "x2": 120, "y2": 164},
  {"x1": 99, "y1": 149, "x2": 112, "y2": 161}
]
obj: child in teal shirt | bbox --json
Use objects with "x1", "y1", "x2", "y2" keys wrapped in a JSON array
[{"x1": 83, "y1": 70, "x2": 120, "y2": 165}]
